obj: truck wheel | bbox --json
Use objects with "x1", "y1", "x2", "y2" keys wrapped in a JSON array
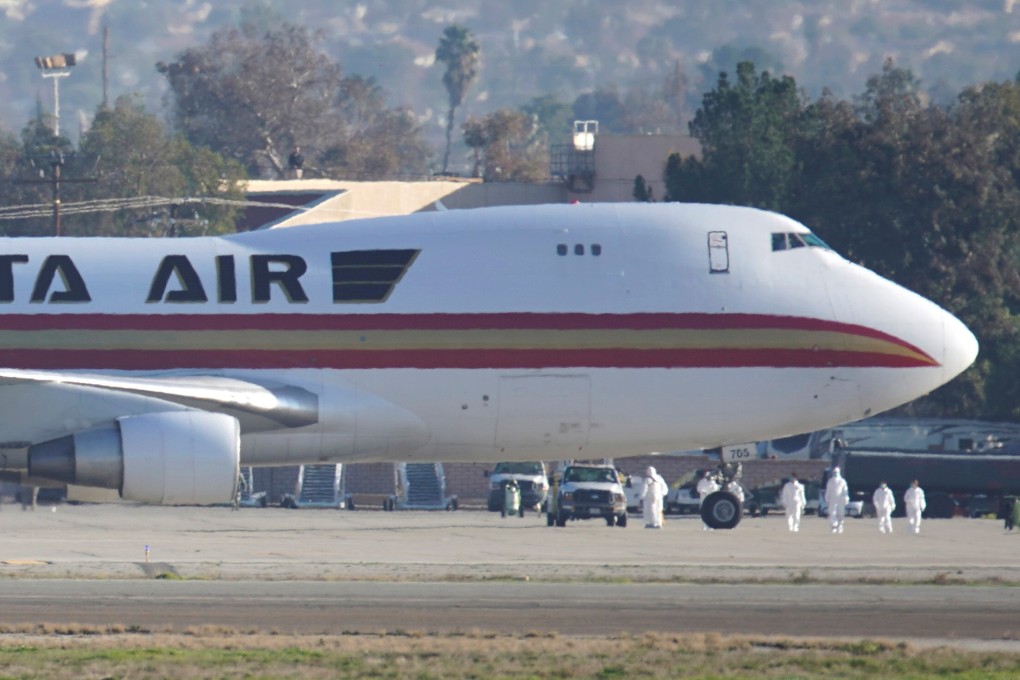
[
  {"x1": 617, "y1": 513, "x2": 627, "y2": 527},
  {"x1": 701, "y1": 491, "x2": 742, "y2": 530}
]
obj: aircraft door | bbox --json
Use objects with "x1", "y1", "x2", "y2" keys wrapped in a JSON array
[
  {"x1": 495, "y1": 375, "x2": 591, "y2": 452},
  {"x1": 708, "y1": 231, "x2": 729, "y2": 273}
]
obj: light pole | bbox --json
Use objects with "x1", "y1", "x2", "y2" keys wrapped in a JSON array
[{"x1": 34, "y1": 52, "x2": 85, "y2": 138}]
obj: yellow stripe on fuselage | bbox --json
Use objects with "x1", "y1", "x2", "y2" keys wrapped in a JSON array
[{"x1": 0, "y1": 328, "x2": 931, "y2": 363}]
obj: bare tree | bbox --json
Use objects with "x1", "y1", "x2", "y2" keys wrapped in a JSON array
[
  {"x1": 158, "y1": 20, "x2": 429, "y2": 179},
  {"x1": 462, "y1": 109, "x2": 547, "y2": 182}
]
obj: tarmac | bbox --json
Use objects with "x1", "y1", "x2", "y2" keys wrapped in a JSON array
[
  {"x1": 1, "y1": 503, "x2": 1019, "y2": 643},
  {"x1": 1, "y1": 502, "x2": 1015, "y2": 583}
]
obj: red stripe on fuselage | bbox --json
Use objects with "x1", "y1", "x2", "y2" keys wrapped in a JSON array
[{"x1": 0, "y1": 311, "x2": 927, "y2": 351}]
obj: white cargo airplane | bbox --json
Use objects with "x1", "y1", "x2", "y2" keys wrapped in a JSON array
[{"x1": 0, "y1": 203, "x2": 976, "y2": 525}]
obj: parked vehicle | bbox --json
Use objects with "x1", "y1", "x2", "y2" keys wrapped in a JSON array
[
  {"x1": 552, "y1": 463, "x2": 628, "y2": 527},
  {"x1": 485, "y1": 461, "x2": 549, "y2": 512}
]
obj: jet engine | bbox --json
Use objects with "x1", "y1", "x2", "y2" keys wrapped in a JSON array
[{"x1": 28, "y1": 411, "x2": 240, "y2": 505}]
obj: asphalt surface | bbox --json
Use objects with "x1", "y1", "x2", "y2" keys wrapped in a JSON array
[{"x1": 1, "y1": 504, "x2": 1019, "y2": 642}]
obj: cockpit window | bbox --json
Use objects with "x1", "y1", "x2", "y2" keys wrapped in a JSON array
[
  {"x1": 801, "y1": 233, "x2": 832, "y2": 249},
  {"x1": 771, "y1": 231, "x2": 832, "y2": 252}
]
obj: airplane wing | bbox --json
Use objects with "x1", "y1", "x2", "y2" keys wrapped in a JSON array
[
  {"x1": 0, "y1": 369, "x2": 318, "y2": 433},
  {"x1": 0, "y1": 369, "x2": 424, "y2": 506}
]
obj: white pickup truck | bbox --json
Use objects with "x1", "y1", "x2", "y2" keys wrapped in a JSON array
[{"x1": 552, "y1": 464, "x2": 628, "y2": 527}]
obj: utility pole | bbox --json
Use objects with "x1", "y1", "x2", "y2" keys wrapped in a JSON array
[
  {"x1": 102, "y1": 25, "x2": 109, "y2": 109},
  {"x1": 14, "y1": 153, "x2": 96, "y2": 236}
]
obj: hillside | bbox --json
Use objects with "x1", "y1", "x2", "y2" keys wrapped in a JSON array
[{"x1": 1, "y1": 0, "x2": 1019, "y2": 155}]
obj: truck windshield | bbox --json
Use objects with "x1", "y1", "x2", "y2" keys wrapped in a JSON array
[
  {"x1": 493, "y1": 462, "x2": 544, "y2": 475},
  {"x1": 564, "y1": 468, "x2": 617, "y2": 484}
]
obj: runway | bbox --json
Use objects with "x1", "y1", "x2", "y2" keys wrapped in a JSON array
[
  {"x1": 1, "y1": 504, "x2": 1018, "y2": 641},
  {"x1": 2, "y1": 579, "x2": 1019, "y2": 640}
]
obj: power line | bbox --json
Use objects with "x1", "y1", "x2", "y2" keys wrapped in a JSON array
[
  {"x1": 0, "y1": 196, "x2": 317, "y2": 219},
  {"x1": 0, "y1": 195, "x2": 381, "y2": 222}
]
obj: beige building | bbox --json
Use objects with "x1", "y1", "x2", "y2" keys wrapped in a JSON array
[
  {"x1": 569, "y1": 133, "x2": 701, "y2": 203},
  {"x1": 241, "y1": 132, "x2": 701, "y2": 229}
]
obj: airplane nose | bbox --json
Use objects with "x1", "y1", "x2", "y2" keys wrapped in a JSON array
[
  {"x1": 940, "y1": 308, "x2": 979, "y2": 384},
  {"x1": 822, "y1": 261, "x2": 978, "y2": 416}
]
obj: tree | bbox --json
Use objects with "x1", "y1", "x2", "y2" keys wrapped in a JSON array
[
  {"x1": 0, "y1": 126, "x2": 26, "y2": 233},
  {"x1": 461, "y1": 116, "x2": 487, "y2": 178},
  {"x1": 572, "y1": 87, "x2": 627, "y2": 132},
  {"x1": 522, "y1": 95, "x2": 574, "y2": 146},
  {"x1": 620, "y1": 62, "x2": 690, "y2": 135},
  {"x1": 435, "y1": 25, "x2": 481, "y2": 176},
  {"x1": 74, "y1": 95, "x2": 246, "y2": 236},
  {"x1": 158, "y1": 21, "x2": 343, "y2": 178},
  {"x1": 461, "y1": 109, "x2": 547, "y2": 182},
  {"x1": 0, "y1": 113, "x2": 77, "y2": 236},
  {"x1": 632, "y1": 175, "x2": 654, "y2": 202},
  {"x1": 316, "y1": 76, "x2": 431, "y2": 179},
  {"x1": 158, "y1": 19, "x2": 428, "y2": 180},
  {"x1": 664, "y1": 61, "x2": 803, "y2": 210},
  {"x1": 0, "y1": 97, "x2": 245, "y2": 238}
]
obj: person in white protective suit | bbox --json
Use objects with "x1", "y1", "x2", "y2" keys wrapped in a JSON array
[
  {"x1": 904, "y1": 479, "x2": 926, "y2": 534},
  {"x1": 696, "y1": 470, "x2": 721, "y2": 531},
  {"x1": 872, "y1": 481, "x2": 896, "y2": 534},
  {"x1": 825, "y1": 467, "x2": 850, "y2": 534},
  {"x1": 780, "y1": 473, "x2": 806, "y2": 532},
  {"x1": 641, "y1": 466, "x2": 669, "y2": 529}
]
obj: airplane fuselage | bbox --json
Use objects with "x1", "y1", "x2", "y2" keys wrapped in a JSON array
[{"x1": 0, "y1": 203, "x2": 977, "y2": 477}]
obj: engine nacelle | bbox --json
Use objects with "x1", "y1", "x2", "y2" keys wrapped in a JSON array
[{"x1": 28, "y1": 411, "x2": 240, "y2": 505}]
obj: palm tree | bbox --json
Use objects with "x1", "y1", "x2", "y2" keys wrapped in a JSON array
[{"x1": 435, "y1": 25, "x2": 480, "y2": 175}]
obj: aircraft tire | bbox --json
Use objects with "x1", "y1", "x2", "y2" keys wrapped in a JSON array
[{"x1": 701, "y1": 491, "x2": 742, "y2": 530}]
